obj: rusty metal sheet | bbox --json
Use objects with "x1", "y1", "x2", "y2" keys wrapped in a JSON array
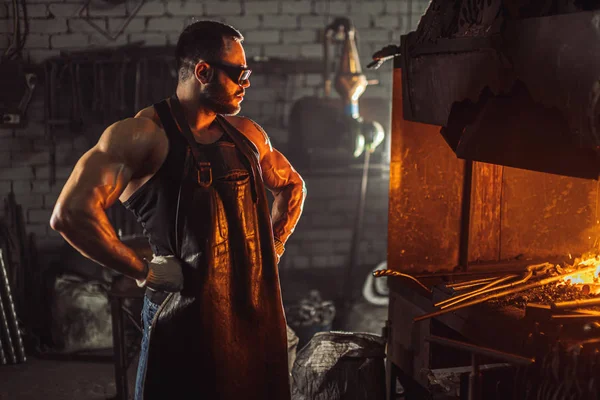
[
  {"x1": 499, "y1": 168, "x2": 600, "y2": 260},
  {"x1": 469, "y1": 162, "x2": 503, "y2": 261},
  {"x1": 388, "y1": 66, "x2": 465, "y2": 273},
  {"x1": 389, "y1": 68, "x2": 600, "y2": 273}
]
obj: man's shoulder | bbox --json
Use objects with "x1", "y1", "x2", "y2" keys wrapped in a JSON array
[
  {"x1": 98, "y1": 112, "x2": 166, "y2": 155},
  {"x1": 222, "y1": 115, "x2": 271, "y2": 152}
]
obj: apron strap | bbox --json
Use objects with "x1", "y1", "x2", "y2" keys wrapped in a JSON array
[
  {"x1": 169, "y1": 94, "x2": 213, "y2": 187},
  {"x1": 215, "y1": 115, "x2": 259, "y2": 203}
]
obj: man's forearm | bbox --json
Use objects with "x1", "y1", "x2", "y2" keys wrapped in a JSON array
[
  {"x1": 51, "y1": 206, "x2": 147, "y2": 280},
  {"x1": 271, "y1": 180, "x2": 306, "y2": 245}
]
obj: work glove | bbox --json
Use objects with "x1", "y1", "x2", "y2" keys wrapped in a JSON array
[{"x1": 137, "y1": 255, "x2": 184, "y2": 293}]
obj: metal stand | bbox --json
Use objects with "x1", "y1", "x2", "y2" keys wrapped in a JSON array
[{"x1": 109, "y1": 276, "x2": 144, "y2": 400}]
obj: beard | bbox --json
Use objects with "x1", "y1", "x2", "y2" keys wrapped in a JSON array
[{"x1": 199, "y1": 81, "x2": 241, "y2": 116}]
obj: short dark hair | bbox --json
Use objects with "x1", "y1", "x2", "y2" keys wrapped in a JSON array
[{"x1": 175, "y1": 20, "x2": 244, "y2": 82}]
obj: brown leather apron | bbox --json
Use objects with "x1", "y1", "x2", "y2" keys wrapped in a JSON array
[{"x1": 142, "y1": 97, "x2": 290, "y2": 399}]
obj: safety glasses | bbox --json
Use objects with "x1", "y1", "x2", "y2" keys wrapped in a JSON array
[{"x1": 208, "y1": 61, "x2": 252, "y2": 85}]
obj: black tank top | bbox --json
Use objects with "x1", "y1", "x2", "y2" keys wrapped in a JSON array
[{"x1": 122, "y1": 102, "x2": 240, "y2": 257}]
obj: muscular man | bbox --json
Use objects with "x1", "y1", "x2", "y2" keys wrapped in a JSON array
[{"x1": 50, "y1": 21, "x2": 306, "y2": 400}]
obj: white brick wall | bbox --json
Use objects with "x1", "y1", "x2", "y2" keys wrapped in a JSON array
[{"x1": 1, "y1": 0, "x2": 427, "y2": 267}]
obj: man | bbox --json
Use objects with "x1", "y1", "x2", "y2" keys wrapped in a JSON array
[{"x1": 50, "y1": 21, "x2": 306, "y2": 400}]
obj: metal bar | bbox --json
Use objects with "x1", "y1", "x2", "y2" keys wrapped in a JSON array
[
  {"x1": 343, "y1": 149, "x2": 372, "y2": 311},
  {"x1": 439, "y1": 263, "x2": 553, "y2": 309},
  {"x1": 550, "y1": 314, "x2": 600, "y2": 322},
  {"x1": 414, "y1": 264, "x2": 599, "y2": 322},
  {"x1": 111, "y1": 296, "x2": 128, "y2": 400},
  {"x1": 440, "y1": 274, "x2": 523, "y2": 309},
  {"x1": 458, "y1": 159, "x2": 473, "y2": 271},
  {"x1": 0, "y1": 328, "x2": 6, "y2": 365},
  {"x1": 0, "y1": 250, "x2": 25, "y2": 363},
  {"x1": 552, "y1": 297, "x2": 600, "y2": 310},
  {"x1": 469, "y1": 354, "x2": 482, "y2": 400},
  {"x1": 425, "y1": 335, "x2": 535, "y2": 366},
  {"x1": 373, "y1": 269, "x2": 431, "y2": 295},
  {"x1": 435, "y1": 274, "x2": 517, "y2": 308},
  {"x1": 446, "y1": 277, "x2": 498, "y2": 288},
  {"x1": 0, "y1": 271, "x2": 16, "y2": 364}
]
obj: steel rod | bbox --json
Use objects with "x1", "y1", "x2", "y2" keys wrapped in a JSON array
[
  {"x1": 0, "y1": 276, "x2": 16, "y2": 364},
  {"x1": 440, "y1": 274, "x2": 524, "y2": 309},
  {"x1": 438, "y1": 263, "x2": 554, "y2": 309},
  {"x1": 373, "y1": 269, "x2": 431, "y2": 295},
  {"x1": 0, "y1": 329, "x2": 6, "y2": 365},
  {"x1": 414, "y1": 264, "x2": 599, "y2": 322},
  {"x1": 446, "y1": 277, "x2": 498, "y2": 289},
  {"x1": 425, "y1": 335, "x2": 535, "y2": 366},
  {"x1": 435, "y1": 275, "x2": 517, "y2": 308},
  {"x1": 0, "y1": 250, "x2": 25, "y2": 363},
  {"x1": 458, "y1": 160, "x2": 473, "y2": 271},
  {"x1": 552, "y1": 297, "x2": 600, "y2": 310}
]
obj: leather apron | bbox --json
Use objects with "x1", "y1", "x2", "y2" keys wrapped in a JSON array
[{"x1": 141, "y1": 97, "x2": 290, "y2": 399}]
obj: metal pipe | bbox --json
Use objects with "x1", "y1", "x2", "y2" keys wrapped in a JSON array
[
  {"x1": 342, "y1": 149, "x2": 371, "y2": 311},
  {"x1": 414, "y1": 264, "x2": 599, "y2": 322},
  {"x1": 552, "y1": 297, "x2": 600, "y2": 310},
  {"x1": 469, "y1": 354, "x2": 482, "y2": 400},
  {"x1": 458, "y1": 160, "x2": 473, "y2": 271},
  {"x1": 425, "y1": 335, "x2": 535, "y2": 366}
]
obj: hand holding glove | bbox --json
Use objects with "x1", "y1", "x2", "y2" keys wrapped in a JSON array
[{"x1": 136, "y1": 255, "x2": 184, "y2": 293}]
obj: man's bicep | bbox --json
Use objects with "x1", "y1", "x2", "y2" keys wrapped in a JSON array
[
  {"x1": 261, "y1": 147, "x2": 303, "y2": 192},
  {"x1": 58, "y1": 148, "x2": 134, "y2": 211}
]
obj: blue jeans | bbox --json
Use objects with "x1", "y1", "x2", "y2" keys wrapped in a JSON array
[{"x1": 134, "y1": 295, "x2": 161, "y2": 400}]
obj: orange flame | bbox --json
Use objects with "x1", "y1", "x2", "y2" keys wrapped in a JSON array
[{"x1": 561, "y1": 255, "x2": 600, "y2": 285}]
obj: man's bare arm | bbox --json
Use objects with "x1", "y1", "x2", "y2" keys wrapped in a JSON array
[
  {"x1": 50, "y1": 117, "x2": 166, "y2": 280},
  {"x1": 245, "y1": 120, "x2": 306, "y2": 254}
]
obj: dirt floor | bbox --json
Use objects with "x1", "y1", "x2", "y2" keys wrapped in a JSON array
[
  {"x1": 0, "y1": 352, "x2": 137, "y2": 400},
  {"x1": 0, "y1": 302, "x2": 387, "y2": 400}
]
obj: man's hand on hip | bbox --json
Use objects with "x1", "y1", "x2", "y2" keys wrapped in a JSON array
[{"x1": 138, "y1": 255, "x2": 184, "y2": 292}]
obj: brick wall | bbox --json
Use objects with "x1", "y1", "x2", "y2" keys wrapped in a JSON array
[{"x1": 0, "y1": 0, "x2": 428, "y2": 271}]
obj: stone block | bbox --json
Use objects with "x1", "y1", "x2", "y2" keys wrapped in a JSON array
[
  {"x1": 299, "y1": 43, "x2": 321, "y2": 58},
  {"x1": 244, "y1": 29, "x2": 280, "y2": 44},
  {"x1": 166, "y1": 2, "x2": 204, "y2": 16},
  {"x1": 281, "y1": 1, "x2": 311, "y2": 14},
  {"x1": 350, "y1": 1, "x2": 385, "y2": 14},
  {"x1": 108, "y1": 17, "x2": 146, "y2": 33},
  {"x1": 282, "y1": 29, "x2": 316, "y2": 44},
  {"x1": 50, "y1": 33, "x2": 88, "y2": 49},
  {"x1": 205, "y1": 1, "x2": 242, "y2": 16},
  {"x1": 86, "y1": 2, "x2": 127, "y2": 17},
  {"x1": 48, "y1": 4, "x2": 80, "y2": 17},
  {"x1": 375, "y1": 15, "x2": 398, "y2": 28},
  {"x1": 263, "y1": 43, "x2": 300, "y2": 58},
  {"x1": 128, "y1": 32, "x2": 167, "y2": 46},
  {"x1": 28, "y1": 18, "x2": 69, "y2": 34},
  {"x1": 245, "y1": 1, "x2": 279, "y2": 15},
  {"x1": 223, "y1": 15, "x2": 260, "y2": 31},
  {"x1": 147, "y1": 16, "x2": 185, "y2": 32},
  {"x1": 262, "y1": 15, "x2": 298, "y2": 29},
  {"x1": 137, "y1": 1, "x2": 166, "y2": 17}
]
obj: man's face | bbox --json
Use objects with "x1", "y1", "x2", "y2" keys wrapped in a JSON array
[{"x1": 199, "y1": 38, "x2": 250, "y2": 116}]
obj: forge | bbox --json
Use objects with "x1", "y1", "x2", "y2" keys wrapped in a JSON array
[{"x1": 381, "y1": 1, "x2": 600, "y2": 399}]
